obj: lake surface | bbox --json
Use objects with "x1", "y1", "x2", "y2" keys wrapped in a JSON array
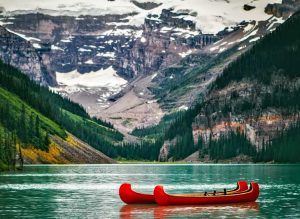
[{"x1": 0, "y1": 164, "x2": 299, "y2": 218}]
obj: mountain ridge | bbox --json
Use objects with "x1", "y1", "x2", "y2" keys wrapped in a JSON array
[{"x1": 0, "y1": 0, "x2": 289, "y2": 120}]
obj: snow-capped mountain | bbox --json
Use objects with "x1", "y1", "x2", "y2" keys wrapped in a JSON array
[
  {"x1": 0, "y1": 0, "x2": 282, "y2": 33},
  {"x1": 0, "y1": 0, "x2": 298, "y2": 132}
]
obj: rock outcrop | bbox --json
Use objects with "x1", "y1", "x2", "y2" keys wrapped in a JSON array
[
  {"x1": 265, "y1": 0, "x2": 300, "y2": 19},
  {"x1": 0, "y1": 26, "x2": 55, "y2": 85},
  {"x1": 116, "y1": 9, "x2": 219, "y2": 78}
]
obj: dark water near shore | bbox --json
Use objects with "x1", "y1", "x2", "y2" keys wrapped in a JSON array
[{"x1": 0, "y1": 164, "x2": 299, "y2": 218}]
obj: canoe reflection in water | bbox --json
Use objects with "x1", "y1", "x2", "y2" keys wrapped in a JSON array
[{"x1": 119, "y1": 202, "x2": 260, "y2": 219}]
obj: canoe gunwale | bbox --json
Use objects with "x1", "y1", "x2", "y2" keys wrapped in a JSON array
[
  {"x1": 171, "y1": 182, "x2": 254, "y2": 198},
  {"x1": 173, "y1": 181, "x2": 248, "y2": 197}
]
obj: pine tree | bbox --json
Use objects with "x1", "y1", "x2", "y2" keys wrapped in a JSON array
[{"x1": 35, "y1": 115, "x2": 40, "y2": 139}]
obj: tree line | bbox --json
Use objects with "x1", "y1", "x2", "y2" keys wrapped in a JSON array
[
  {"x1": 117, "y1": 138, "x2": 164, "y2": 161},
  {"x1": 255, "y1": 119, "x2": 300, "y2": 163},
  {"x1": 0, "y1": 127, "x2": 17, "y2": 170}
]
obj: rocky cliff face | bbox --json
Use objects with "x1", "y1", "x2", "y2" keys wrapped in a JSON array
[
  {"x1": 0, "y1": 26, "x2": 55, "y2": 85},
  {"x1": 0, "y1": 8, "x2": 218, "y2": 79},
  {"x1": 265, "y1": 0, "x2": 300, "y2": 18},
  {"x1": 0, "y1": 6, "x2": 221, "y2": 115},
  {"x1": 115, "y1": 9, "x2": 219, "y2": 78}
]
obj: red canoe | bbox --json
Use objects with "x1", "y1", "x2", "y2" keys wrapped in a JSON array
[
  {"x1": 154, "y1": 182, "x2": 259, "y2": 206},
  {"x1": 119, "y1": 181, "x2": 248, "y2": 204},
  {"x1": 119, "y1": 183, "x2": 155, "y2": 204}
]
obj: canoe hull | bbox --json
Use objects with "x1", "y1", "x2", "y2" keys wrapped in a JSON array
[
  {"x1": 233, "y1": 181, "x2": 248, "y2": 192},
  {"x1": 154, "y1": 182, "x2": 259, "y2": 206},
  {"x1": 119, "y1": 183, "x2": 155, "y2": 204}
]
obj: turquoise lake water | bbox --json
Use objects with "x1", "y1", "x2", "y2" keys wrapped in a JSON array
[{"x1": 0, "y1": 164, "x2": 299, "y2": 218}]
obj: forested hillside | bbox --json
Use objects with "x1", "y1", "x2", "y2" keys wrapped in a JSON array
[
  {"x1": 131, "y1": 10, "x2": 300, "y2": 163},
  {"x1": 0, "y1": 60, "x2": 123, "y2": 170}
]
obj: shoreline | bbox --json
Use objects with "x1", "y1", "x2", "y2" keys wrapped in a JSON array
[
  {"x1": 4, "y1": 162, "x2": 300, "y2": 168},
  {"x1": 1, "y1": 161, "x2": 299, "y2": 172},
  {"x1": 1, "y1": 163, "x2": 299, "y2": 172}
]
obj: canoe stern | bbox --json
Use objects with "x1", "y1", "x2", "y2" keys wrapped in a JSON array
[{"x1": 119, "y1": 183, "x2": 155, "y2": 204}]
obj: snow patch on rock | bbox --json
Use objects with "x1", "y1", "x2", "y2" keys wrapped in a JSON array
[
  {"x1": 238, "y1": 45, "x2": 247, "y2": 50},
  {"x1": 178, "y1": 105, "x2": 188, "y2": 111},
  {"x1": 96, "y1": 52, "x2": 115, "y2": 58},
  {"x1": 51, "y1": 45, "x2": 64, "y2": 51},
  {"x1": 32, "y1": 43, "x2": 41, "y2": 48},
  {"x1": 249, "y1": 36, "x2": 261, "y2": 43},
  {"x1": 84, "y1": 59, "x2": 94, "y2": 64},
  {"x1": 179, "y1": 50, "x2": 193, "y2": 58},
  {"x1": 6, "y1": 28, "x2": 41, "y2": 41},
  {"x1": 56, "y1": 66, "x2": 127, "y2": 88},
  {"x1": 140, "y1": 36, "x2": 147, "y2": 43},
  {"x1": 78, "y1": 48, "x2": 91, "y2": 52}
]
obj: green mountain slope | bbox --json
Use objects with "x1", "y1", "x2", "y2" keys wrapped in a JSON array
[{"x1": 0, "y1": 60, "x2": 123, "y2": 169}]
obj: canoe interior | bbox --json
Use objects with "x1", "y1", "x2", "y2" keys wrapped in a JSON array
[
  {"x1": 171, "y1": 184, "x2": 254, "y2": 198},
  {"x1": 173, "y1": 182, "x2": 242, "y2": 197}
]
